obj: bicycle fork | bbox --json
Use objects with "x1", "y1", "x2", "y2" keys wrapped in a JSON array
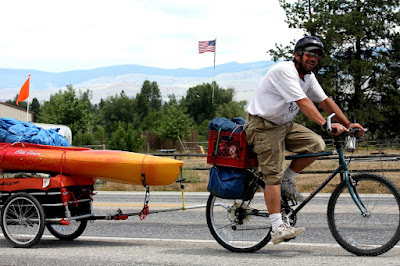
[
  {"x1": 345, "y1": 171, "x2": 371, "y2": 217},
  {"x1": 338, "y1": 146, "x2": 370, "y2": 217}
]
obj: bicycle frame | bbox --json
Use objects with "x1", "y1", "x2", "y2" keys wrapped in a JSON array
[
  {"x1": 206, "y1": 113, "x2": 400, "y2": 255},
  {"x1": 285, "y1": 135, "x2": 369, "y2": 217}
]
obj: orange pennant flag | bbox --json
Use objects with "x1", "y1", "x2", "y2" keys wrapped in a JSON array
[{"x1": 16, "y1": 75, "x2": 30, "y2": 106}]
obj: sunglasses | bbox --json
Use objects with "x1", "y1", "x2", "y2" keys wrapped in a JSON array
[{"x1": 304, "y1": 51, "x2": 322, "y2": 60}]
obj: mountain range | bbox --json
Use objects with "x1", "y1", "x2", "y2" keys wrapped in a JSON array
[{"x1": 0, "y1": 61, "x2": 276, "y2": 104}]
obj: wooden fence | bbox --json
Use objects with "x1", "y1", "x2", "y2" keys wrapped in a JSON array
[
  {"x1": 83, "y1": 139, "x2": 400, "y2": 174},
  {"x1": 150, "y1": 152, "x2": 400, "y2": 174},
  {"x1": 178, "y1": 139, "x2": 400, "y2": 154}
]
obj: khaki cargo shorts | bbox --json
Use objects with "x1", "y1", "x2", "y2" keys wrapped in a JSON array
[{"x1": 244, "y1": 114, "x2": 325, "y2": 185}]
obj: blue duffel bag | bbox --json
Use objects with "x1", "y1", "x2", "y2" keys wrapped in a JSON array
[
  {"x1": 207, "y1": 166, "x2": 245, "y2": 199},
  {"x1": 208, "y1": 117, "x2": 246, "y2": 133}
]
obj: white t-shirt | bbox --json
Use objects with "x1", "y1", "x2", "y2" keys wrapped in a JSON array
[{"x1": 247, "y1": 60, "x2": 327, "y2": 125}]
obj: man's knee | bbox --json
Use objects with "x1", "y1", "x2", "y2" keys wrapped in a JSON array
[
  {"x1": 302, "y1": 133, "x2": 325, "y2": 154},
  {"x1": 312, "y1": 135, "x2": 325, "y2": 153},
  {"x1": 264, "y1": 175, "x2": 283, "y2": 185},
  {"x1": 286, "y1": 124, "x2": 326, "y2": 154}
]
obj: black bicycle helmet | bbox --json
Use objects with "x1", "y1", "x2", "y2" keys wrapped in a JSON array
[{"x1": 294, "y1": 36, "x2": 324, "y2": 56}]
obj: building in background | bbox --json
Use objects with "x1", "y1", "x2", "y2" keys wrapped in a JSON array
[{"x1": 0, "y1": 102, "x2": 34, "y2": 122}]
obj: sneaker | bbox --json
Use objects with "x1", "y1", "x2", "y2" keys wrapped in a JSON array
[
  {"x1": 271, "y1": 223, "x2": 305, "y2": 245},
  {"x1": 281, "y1": 179, "x2": 305, "y2": 202}
]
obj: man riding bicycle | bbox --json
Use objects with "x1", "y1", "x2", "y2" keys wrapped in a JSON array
[{"x1": 244, "y1": 36, "x2": 366, "y2": 245}]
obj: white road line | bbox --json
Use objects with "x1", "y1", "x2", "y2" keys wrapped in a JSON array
[
  {"x1": 5, "y1": 234, "x2": 393, "y2": 249},
  {"x1": 1, "y1": 234, "x2": 399, "y2": 248}
]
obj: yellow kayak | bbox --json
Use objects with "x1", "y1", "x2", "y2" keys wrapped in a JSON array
[{"x1": 0, "y1": 142, "x2": 183, "y2": 186}]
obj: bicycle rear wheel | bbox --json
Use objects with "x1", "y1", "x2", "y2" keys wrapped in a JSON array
[
  {"x1": 328, "y1": 173, "x2": 400, "y2": 256},
  {"x1": 206, "y1": 190, "x2": 271, "y2": 252}
]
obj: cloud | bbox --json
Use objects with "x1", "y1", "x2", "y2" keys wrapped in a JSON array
[{"x1": 0, "y1": 0, "x2": 303, "y2": 72}]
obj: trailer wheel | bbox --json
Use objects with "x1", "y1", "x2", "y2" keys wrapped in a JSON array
[
  {"x1": 46, "y1": 220, "x2": 87, "y2": 241},
  {"x1": 1, "y1": 192, "x2": 45, "y2": 248}
]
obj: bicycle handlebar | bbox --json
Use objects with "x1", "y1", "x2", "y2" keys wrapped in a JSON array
[
  {"x1": 326, "y1": 113, "x2": 336, "y2": 133},
  {"x1": 326, "y1": 113, "x2": 367, "y2": 136}
]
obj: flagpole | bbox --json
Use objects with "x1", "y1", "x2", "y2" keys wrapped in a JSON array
[
  {"x1": 212, "y1": 38, "x2": 216, "y2": 104},
  {"x1": 26, "y1": 96, "x2": 30, "y2": 122},
  {"x1": 26, "y1": 75, "x2": 30, "y2": 122},
  {"x1": 16, "y1": 74, "x2": 31, "y2": 121}
]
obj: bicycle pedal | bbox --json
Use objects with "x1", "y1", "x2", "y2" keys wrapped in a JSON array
[
  {"x1": 282, "y1": 197, "x2": 298, "y2": 207},
  {"x1": 289, "y1": 198, "x2": 298, "y2": 207}
]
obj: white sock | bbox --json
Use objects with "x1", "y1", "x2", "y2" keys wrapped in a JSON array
[
  {"x1": 270, "y1": 213, "x2": 283, "y2": 232},
  {"x1": 282, "y1": 167, "x2": 298, "y2": 182}
]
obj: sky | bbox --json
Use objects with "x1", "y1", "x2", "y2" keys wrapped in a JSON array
[{"x1": 0, "y1": 0, "x2": 303, "y2": 73}]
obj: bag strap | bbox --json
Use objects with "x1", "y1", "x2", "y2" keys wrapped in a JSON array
[
  {"x1": 214, "y1": 128, "x2": 222, "y2": 157},
  {"x1": 229, "y1": 125, "x2": 243, "y2": 138},
  {"x1": 229, "y1": 125, "x2": 244, "y2": 156},
  {"x1": 212, "y1": 128, "x2": 222, "y2": 165}
]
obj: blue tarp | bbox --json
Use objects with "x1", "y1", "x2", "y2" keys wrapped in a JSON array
[
  {"x1": 208, "y1": 117, "x2": 246, "y2": 133},
  {"x1": 0, "y1": 118, "x2": 70, "y2": 147}
]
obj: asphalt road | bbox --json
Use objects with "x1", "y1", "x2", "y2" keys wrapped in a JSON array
[{"x1": 1, "y1": 191, "x2": 399, "y2": 265}]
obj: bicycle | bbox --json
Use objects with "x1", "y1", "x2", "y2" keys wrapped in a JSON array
[{"x1": 206, "y1": 113, "x2": 400, "y2": 256}]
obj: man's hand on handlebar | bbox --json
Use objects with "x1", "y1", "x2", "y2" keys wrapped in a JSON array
[
  {"x1": 329, "y1": 123, "x2": 366, "y2": 137},
  {"x1": 330, "y1": 123, "x2": 349, "y2": 136},
  {"x1": 347, "y1": 123, "x2": 366, "y2": 137},
  {"x1": 325, "y1": 113, "x2": 366, "y2": 137}
]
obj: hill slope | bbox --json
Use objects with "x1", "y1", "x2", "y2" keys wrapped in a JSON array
[{"x1": 0, "y1": 61, "x2": 276, "y2": 103}]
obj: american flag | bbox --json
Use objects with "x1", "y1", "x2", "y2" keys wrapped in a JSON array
[{"x1": 199, "y1": 40, "x2": 216, "y2": 53}]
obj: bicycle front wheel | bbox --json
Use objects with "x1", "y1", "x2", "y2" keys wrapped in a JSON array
[
  {"x1": 328, "y1": 173, "x2": 400, "y2": 256},
  {"x1": 206, "y1": 191, "x2": 271, "y2": 252}
]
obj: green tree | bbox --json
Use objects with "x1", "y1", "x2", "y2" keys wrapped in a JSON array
[
  {"x1": 163, "y1": 94, "x2": 178, "y2": 113},
  {"x1": 180, "y1": 82, "x2": 235, "y2": 124},
  {"x1": 272, "y1": 0, "x2": 400, "y2": 138},
  {"x1": 108, "y1": 123, "x2": 128, "y2": 151},
  {"x1": 157, "y1": 105, "x2": 192, "y2": 143},
  {"x1": 38, "y1": 85, "x2": 90, "y2": 136},
  {"x1": 135, "y1": 80, "x2": 162, "y2": 121},
  {"x1": 93, "y1": 125, "x2": 108, "y2": 146},
  {"x1": 375, "y1": 33, "x2": 400, "y2": 139},
  {"x1": 126, "y1": 123, "x2": 147, "y2": 152},
  {"x1": 108, "y1": 122, "x2": 146, "y2": 152},
  {"x1": 141, "y1": 111, "x2": 164, "y2": 131},
  {"x1": 30, "y1": 98, "x2": 41, "y2": 122},
  {"x1": 99, "y1": 91, "x2": 137, "y2": 137},
  {"x1": 72, "y1": 131, "x2": 95, "y2": 147},
  {"x1": 215, "y1": 100, "x2": 247, "y2": 119},
  {"x1": 192, "y1": 119, "x2": 210, "y2": 141}
]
